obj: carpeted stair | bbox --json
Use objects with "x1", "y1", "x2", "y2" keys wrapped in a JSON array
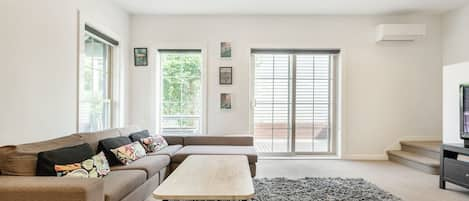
[{"x1": 387, "y1": 141, "x2": 441, "y2": 175}]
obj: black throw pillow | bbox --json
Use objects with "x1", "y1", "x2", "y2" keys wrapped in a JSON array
[
  {"x1": 36, "y1": 143, "x2": 94, "y2": 176},
  {"x1": 97, "y1": 136, "x2": 132, "y2": 166},
  {"x1": 129, "y1": 130, "x2": 150, "y2": 142}
]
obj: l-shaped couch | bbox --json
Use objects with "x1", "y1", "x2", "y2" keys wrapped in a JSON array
[{"x1": 0, "y1": 127, "x2": 258, "y2": 201}]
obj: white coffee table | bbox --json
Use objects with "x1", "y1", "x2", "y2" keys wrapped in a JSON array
[{"x1": 153, "y1": 155, "x2": 255, "y2": 200}]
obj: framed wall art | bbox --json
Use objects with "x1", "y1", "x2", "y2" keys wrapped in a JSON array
[
  {"x1": 220, "y1": 42, "x2": 232, "y2": 58},
  {"x1": 219, "y1": 67, "x2": 233, "y2": 85},
  {"x1": 220, "y1": 93, "x2": 232, "y2": 110},
  {"x1": 134, "y1": 48, "x2": 148, "y2": 66}
]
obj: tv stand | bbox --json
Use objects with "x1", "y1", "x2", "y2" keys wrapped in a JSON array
[
  {"x1": 465, "y1": 140, "x2": 469, "y2": 148},
  {"x1": 440, "y1": 144, "x2": 469, "y2": 189}
]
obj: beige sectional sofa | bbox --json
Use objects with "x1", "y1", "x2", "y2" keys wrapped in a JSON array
[{"x1": 0, "y1": 127, "x2": 258, "y2": 201}]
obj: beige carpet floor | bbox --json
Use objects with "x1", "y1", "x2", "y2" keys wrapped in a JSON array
[
  {"x1": 148, "y1": 159, "x2": 469, "y2": 201},
  {"x1": 257, "y1": 159, "x2": 469, "y2": 201}
]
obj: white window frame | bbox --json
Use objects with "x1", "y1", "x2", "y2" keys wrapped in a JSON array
[
  {"x1": 77, "y1": 11, "x2": 125, "y2": 132},
  {"x1": 154, "y1": 46, "x2": 208, "y2": 135},
  {"x1": 248, "y1": 46, "x2": 343, "y2": 157}
]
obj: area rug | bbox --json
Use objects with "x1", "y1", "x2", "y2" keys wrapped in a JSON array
[
  {"x1": 252, "y1": 177, "x2": 402, "y2": 201},
  {"x1": 168, "y1": 177, "x2": 401, "y2": 201}
]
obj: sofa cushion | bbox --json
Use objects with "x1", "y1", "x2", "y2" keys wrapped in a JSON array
[
  {"x1": 110, "y1": 155, "x2": 170, "y2": 179},
  {"x1": 0, "y1": 135, "x2": 84, "y2": 176},
  {"x1": 73, "y1": 128, "x2": 121, "y2": 153},
  {"x1": 128, "y1": 130, "x2": 150, "y2": 142},
  {"x1": 103, "y1": 170, "x2": 146, "y2": 201},
  {"x1": 97, "y1": 136, "x2": 132, "y2": 166},
  {"x1": 169, "y1": 162, "x2": 257, "y2": 177},
  {"x1": 183, "y1": 136, "x2": 254, "y2": 146},
  {"x1": 55, "y1": 152, "x2": 111, "y2": 178},
  {"x1": 110, "y1": 142, "x2": 147, "y2": 165},
  {"x1": 36, "y1": 143, "x2": 94, "y2": 176},
  {"x1": 147, "y1": 145, "x2": 183, "y2": 157},
  {"x1": 172, "y1": 145, "x2": 258, "y2": 163},
  {"x1": 140, "y1": 136, "x2": 168, "y2": 152}
]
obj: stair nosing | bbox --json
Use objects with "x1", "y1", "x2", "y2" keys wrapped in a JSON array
[
  {"x1": 400, "y1": 141, "x2": 441, "y2": 153},
  {"x1": 387, "y1": 150, "x2": 440, "y2": 167}
]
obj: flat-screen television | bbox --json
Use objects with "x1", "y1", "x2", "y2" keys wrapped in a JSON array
[{"x1": 460, "y1": 84, "x2": 469, "y2": 147}]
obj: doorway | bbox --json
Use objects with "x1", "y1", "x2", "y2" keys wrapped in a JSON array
[{"x1": 252, "y1": 49, "x2": 339, "y2": 155}]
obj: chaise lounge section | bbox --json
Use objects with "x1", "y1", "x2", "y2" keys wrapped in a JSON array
[
  {"x1": 170, "y1": 136, "x2": 258, "y2": 175},
  {"x1": 0, "y1": 127, "x2": 258, "y2": 201}
]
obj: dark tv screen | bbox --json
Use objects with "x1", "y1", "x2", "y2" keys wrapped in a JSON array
[{"x1": 461, "y1": 85, "x2": 469, "y2": 139}]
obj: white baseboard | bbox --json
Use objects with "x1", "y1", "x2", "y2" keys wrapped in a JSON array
[
  {"x1": 342, "y1": 154, "x2": 388, "y2": 160},
  {"x1": 341, "y1": 136, "x2": 441, "y2": 161}
]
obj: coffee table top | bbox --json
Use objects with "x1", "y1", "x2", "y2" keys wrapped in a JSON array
[{"x1": 153, "y1": 155, "x2": 255, "y2": 200}]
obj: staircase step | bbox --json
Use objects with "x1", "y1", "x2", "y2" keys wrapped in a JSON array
[
  {"x1": 400, "y1": 141, "x2": 441, "y2": 160},
  {"x1": 401, "y1": 141, "x2": 441, "y2": 152},
  {"x1": 387, "y1": 150, "x2": 440, "y2": 175}
]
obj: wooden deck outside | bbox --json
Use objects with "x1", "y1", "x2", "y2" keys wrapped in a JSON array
[{"x1": 254, "y1": 122, "x2": 330, "y2": 153}]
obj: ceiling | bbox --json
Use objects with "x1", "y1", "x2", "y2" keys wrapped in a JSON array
[{"x1": 112, "y1": 0, "x2": 469, "y2": 15}]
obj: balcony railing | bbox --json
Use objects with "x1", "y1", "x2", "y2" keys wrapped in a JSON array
[{"x1": 161, "y1": 115, "x2": 200, "y2": 134}]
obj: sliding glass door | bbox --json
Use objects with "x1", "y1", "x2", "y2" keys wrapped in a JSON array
[
  {"x1": 253, "y1": 50, "x2": 338, "y2": 155},
  {"x1": 254, "y1": 55, "x2": 291, "y2": 152},
  {"x1": 294, "y1": 55, "x2": 333, "y2": 153}
]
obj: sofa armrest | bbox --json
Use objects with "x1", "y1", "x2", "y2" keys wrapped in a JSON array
[
  {"x1": 0, "y1": 176, "x2": 104, "y2": 201},
  {"x1": 183, "y1": 135, "x2": 254, "y2": 146}
]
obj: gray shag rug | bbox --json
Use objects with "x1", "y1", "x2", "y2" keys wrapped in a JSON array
[
  {"x1": 252, "y1": 177, "x2": 401, "y2": 201},
  {"x1": 169, "y1": 177, "x2": 401, "y2": 201}
]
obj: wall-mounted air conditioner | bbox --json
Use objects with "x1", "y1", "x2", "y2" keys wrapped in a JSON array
[{"x1": 376, "y1": 24, "x2": 426, "y2": 42}]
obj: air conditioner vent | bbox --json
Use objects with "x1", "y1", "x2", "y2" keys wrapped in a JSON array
[{"x1": 376, "y1": 24, "x2": 426, "y2": 42}]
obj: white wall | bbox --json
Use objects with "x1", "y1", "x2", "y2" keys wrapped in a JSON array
[
  {"x1": 442, "y1": 4, "x2": 469, "y2": 66},
  {"x1": 129, "y1": 15, "x2": 443, "y2": 158},
  {"x1": 0, "y1": 0, "x2": 130, "y2": 145},
  {"x1": 443, "y1": 62, "x2": 469, "y2": 144},
  {"x1": 441, "y1": 4, "x2": 469, "y2": 144}
]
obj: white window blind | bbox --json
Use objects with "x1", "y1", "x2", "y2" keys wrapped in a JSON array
[
  {"x1": 295, "y1": 55, "x2": 331, "y2": 152},
  {"x1": 253, "y1": 50, "x2": 337, "y2": 153},
  {"x1": 254, "y1": 55, "x2": 291, "y2": 152}
]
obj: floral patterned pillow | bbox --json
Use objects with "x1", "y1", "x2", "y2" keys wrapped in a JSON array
[
  {"x1": 139, "y1": 135, "x2": 168, "y2": 153},
  {"x1": 110, "y1": 142, "x2": 147, "y2": 165},
  {"x1": 55, "y1": 152, "x2": 110, "y2": 178}
]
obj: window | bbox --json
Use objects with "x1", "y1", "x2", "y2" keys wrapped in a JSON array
[
  {"x1": 252, "y1": 49, "x2": 338, "y2": 154},
  {"x1": 159, "y1": 50, "x2": 203, "y2": 134},
  {"x1": 78, "y1": 28, "x2": 116, "y2": 132}
]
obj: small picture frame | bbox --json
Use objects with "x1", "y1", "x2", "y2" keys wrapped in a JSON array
[
  {"x1": 220, "y1": 42, "x2": 232, "y2": 58},
  {"x1": 219, "y1": 67, "x2": 233, "y2": 85},
  {"x1": 134, "y1": 48, "x2": 148, "y2": 66},
  {"x1": 220, "y1": 93, "x2": 232, "y2": 110}
]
